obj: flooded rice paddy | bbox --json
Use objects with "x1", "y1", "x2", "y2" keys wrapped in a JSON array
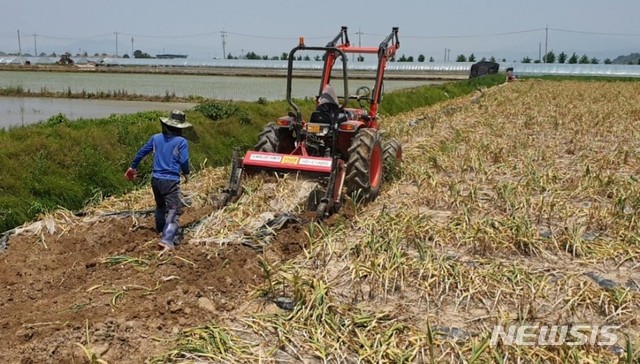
[
  {"x1": 0, "y1": 97, "x2": 197, "y2": 129},
  {"x1": 0, "y1": 71, "x2": 437, "y2": 127}
]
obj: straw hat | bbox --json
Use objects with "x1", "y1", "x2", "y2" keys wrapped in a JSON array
[{"x1": 160, "y1": 110, "x2": 192, "y2": 128}]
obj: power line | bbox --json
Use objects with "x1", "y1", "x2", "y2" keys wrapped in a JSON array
[
  {"x1": 549, "y1": 27, "x2": 640, "y2": 37},
  {"x1": 395, "y1": 28, "x2": 545, "y2": 40},
  {"x1": 119, "y1": 31, "x2": 219, "y2": 39},
  {"x1": 36, "y1": 33, "x2": 112, "y2": 40},
  {"x1": 225, "y1": 31, "x2": 332, "y2": 41},
  {"x1": 17, "y1": 27, "x2": 640, "y2": 44}
]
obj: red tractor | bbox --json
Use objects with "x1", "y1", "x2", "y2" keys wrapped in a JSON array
[{"x1": 218, "y1": 26, "x2": 402, "y2": 219}]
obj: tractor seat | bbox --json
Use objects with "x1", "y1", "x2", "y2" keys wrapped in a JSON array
[{"x1": 309, "y1": 111, "x2": 333, "y2": 124}]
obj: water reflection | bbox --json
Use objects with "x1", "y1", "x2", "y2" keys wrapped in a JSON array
[{"x1": 0, "y1": 97, "x2": 196, "y2": 129}]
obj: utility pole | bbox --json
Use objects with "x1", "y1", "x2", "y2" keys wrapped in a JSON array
[
  {"x1": 114, "y1": 31, "x2": 119, "y2": 57},
  {"x1": 538, "y1": 42, "x2": 542, "y2": 63},
  {"x1": 544, "y1": 24, "x2": 548, "y2": 63},
  {"x1": 221, "y1": 30, "x2": 227, "y2": 59},
  {"x1": 444, "y1": 48, "x2": 447, "y2": 62},
  {"x1": 17, "y1": 29, "x2": 22, "y2": 59},
  {"x1": 32, "y1": 34, "x2": 37, "y2": 56},
  {"x1": 131, "y1": 37, "x2": 134, "y2": 57},
  {"x1": 355, "y1": 27, "x2": 363, "y2": 62}
]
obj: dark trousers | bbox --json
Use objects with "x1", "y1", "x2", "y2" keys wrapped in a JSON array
[{"x1": 151, "y1": 178, "x2": 181, "y2": 242}]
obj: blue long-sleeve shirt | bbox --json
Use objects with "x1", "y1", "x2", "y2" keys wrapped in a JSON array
[{"x1": 131, "y1": 133, "x2": 190, "y2": 181}]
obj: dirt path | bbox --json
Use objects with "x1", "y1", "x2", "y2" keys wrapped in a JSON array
[{"x1": 0, "y1": 200, "x2": 310, "y2": 363}]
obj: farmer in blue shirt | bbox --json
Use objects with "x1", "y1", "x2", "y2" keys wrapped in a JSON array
[{"x1": 124, "y1": 110, "x2": 191, "y2": 250}]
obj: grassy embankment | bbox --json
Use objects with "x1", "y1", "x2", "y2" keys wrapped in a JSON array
[{"x1": 0, "y1": 74, "x2": 504, "y2": 233}]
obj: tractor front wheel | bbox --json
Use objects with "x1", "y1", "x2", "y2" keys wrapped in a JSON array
[
  {"x1": 254, "y1": 122, "x2": 294, "y2": 153},
  {"x1": 345, "y1": 128, "x2": 383, "y2": 203}
]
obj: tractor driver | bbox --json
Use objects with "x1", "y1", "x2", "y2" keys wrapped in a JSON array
[{"x1": 316, "y1": 84, "x2": 343, "y2": 122}]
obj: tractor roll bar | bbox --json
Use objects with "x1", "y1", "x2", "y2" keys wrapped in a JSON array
[
  {"x1": 325, "y1": 26, "x2": 350, "y2": 48},
  {"x1": 286, "y1": 46, "x2": 349, "y2": 116}
]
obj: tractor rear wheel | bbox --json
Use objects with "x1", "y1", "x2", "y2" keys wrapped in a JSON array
[
  {"x1": 345, "y1": 128, "x2": 383, "y2": 203},
  {"x1": 383, "y1": 139, "x2": 403, "y2": 180},
  {"x1": 254, "y1": 122, "x2": 294, "y2": 153}
]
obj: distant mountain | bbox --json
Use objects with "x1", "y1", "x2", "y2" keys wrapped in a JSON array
[{"x1": 612, "y1": 53, "x2": 640, "y2": 65}]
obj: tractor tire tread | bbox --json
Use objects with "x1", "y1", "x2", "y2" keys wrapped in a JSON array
[{"x1": 345, "y1": 128, "x2": 382, "y2": 203}]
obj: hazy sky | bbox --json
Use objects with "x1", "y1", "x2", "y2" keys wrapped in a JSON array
[{"x1": 1, "y1": 0, "x2": 639, "y2": 61}]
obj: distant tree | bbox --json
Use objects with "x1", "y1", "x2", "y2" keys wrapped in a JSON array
[
  {"x1": 490, "y1": 56, "x2": 496, "y2": 62},
  {"x1": 501, "y1": 58, "x2": 506, "y2": 62},
  {"x1": 270, "y1": 56, "x2": 279, "y2": 60},
  {"x1": 358, "y1": 55, "x2": 365, "y2": 62},
  {"x1": 134, "y1": 50, "x2": 151, "y2": 58},
  {"x1": 262, "y1": 55, "x2": 268, "y2": 60},
  {"x1": 245, "y1": 51, "x2": 261, "y2": 60},
  {"x1": 522, "y1": 56, "x2": 532, "y2": 63},
  {"x1": 39, "y1": 52, "x2": 47, "y2": 57},
  {"x1": 568, "y1": 53, "x2": 578, "y2": 64},
  {"x1": 558, "y1": 52, "x2": 567, "y2": 64},
  {"x1": 534, "y1": 59, "x2": 541, "y2": 64},
  {"x1": 303, "y1": 55, "x2": 311, "y2": 61},
  {"x1": 456, "y1": 54, "x2": 467, "y2": 62},
  {"x1": 280, "y1": 52, "x2": 288, "y2": 60},
  {"x1": 93, "y1": 53, "x2": 100, "y2": 57},
  {"x1": 50, "y1": 52, "x2": 57, "y2": 57},
  {"x1": 480, "y1": 57, "x2": 486, "y2": 62},
  {"x1": 123, "y1": 54, "x2": 130, "y2": 58},
  {"x1": 429, "y1": 56, "x2": 434, "y2": 62},
  {"x1": 399, "y1": 54, "x2": 414, "y2": 62},
  {"x1": 468, "y1": 53, "x2": 476, "y2": 62},
  {"x1": 590, "y1": 57, "x2": 599, "y2": 64},
  {"x1": 604, "y1": 58, "x2": 612, "y2": 64},
  {"x1": 418, "y1": 54, "x2": 425, "y2": 62},
  {"x1": 543, "y1": 50, "x2": 556, "y2": 63},
  {"x1": 578, "y1": 54, "x2": 590, "y2": 64},
  {"x1": 638, "y1": 58, "x2": 640, "y2": 65},
  {"x1": 227, "y1": 53, "x2": 235, "y2": 59}
]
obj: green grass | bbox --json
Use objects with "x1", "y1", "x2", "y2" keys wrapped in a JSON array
[{"x1": 0, "y1": 74, "x2": 505, "y2": 233}]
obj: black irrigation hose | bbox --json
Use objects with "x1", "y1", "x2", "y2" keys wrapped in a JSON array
[
  {"x1": 585, "y1": 271, "x2": 640, "y2": 292},
  {"x1": 0, "y1": 228, "x2": 16, "y2": 252},
  {"x1": 241, "y1": 213, "x2": 301, "y2": 252}
]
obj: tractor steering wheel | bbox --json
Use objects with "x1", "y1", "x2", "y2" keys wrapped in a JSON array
[{"x1": 355, "y1": 86, "x2": 371, "y2": 100}]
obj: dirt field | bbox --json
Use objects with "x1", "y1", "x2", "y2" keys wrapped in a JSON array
[
  {"x1": 0, "y1": 193, "x2": 314, "y2": 363},
  {"x1": 1, "y1": 79, "x2": 639, "y2": 363}
]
